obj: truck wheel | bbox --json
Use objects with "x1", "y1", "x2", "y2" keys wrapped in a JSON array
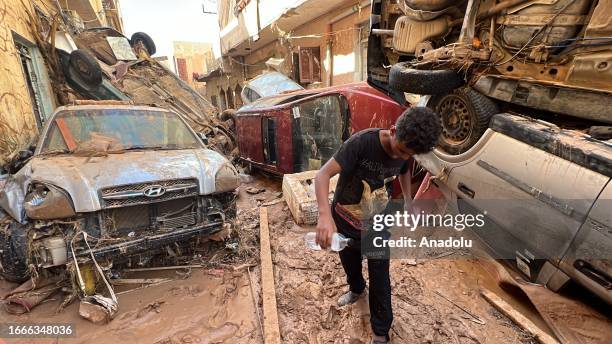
[
  {"x1": 69, "y1": 50, "x2": 102, "y2": 88},
  {"x1": 389, "y1": 62, "x2": 463, "y2": 95},
  {"x1": 0, "y1": 221, "x2": 30, "y2": 283},
  {"x1": 130, "y1": 32, "x2": 156, "y2": 55},
  {"x1": 430, "y1": 87, "x2": 499, "y2": 155}
]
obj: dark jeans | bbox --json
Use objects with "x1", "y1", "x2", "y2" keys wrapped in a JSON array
[{"x1": 333, "y1": 207, "x2": 393, "y2": 338}]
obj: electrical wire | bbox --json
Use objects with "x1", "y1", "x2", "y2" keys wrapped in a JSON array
[{"x1": 493, "y1": 0, "x2": 577, "y2": 66}]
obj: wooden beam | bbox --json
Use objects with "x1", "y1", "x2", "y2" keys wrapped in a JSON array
[
  {"x1": 259, "y1": 207, "x2": 281, "y2": 344},
  {"x1": 481, "y1": 289, "x2": 559, "y2": 344}
]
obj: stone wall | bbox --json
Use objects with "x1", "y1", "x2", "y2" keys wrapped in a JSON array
[{"x1": 0, "y1": 0, "x2": 57, "y2": 164}]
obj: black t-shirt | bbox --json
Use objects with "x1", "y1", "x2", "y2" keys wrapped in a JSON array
[{"x1": 333, "y1": 128, "x2": 408, "y2": 206}]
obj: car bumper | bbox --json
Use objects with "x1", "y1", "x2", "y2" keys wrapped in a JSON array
[{"x1": 78, "y1": 221, "x2": 225, "y2": 260}]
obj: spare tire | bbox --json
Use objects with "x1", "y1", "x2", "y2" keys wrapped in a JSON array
[
  {"x1": 430, "y1": 87, "x2": 498, "y2": 155},
  {"x1": 68, "y1": 49, "x2": 102, "y2": 88},
  {"x1": 130, "y1": 32, "x2": 156, "y2": 55},
  {"x1": 0, "y1": 221, "x2": 30, "y2": 283},
  {"x1": 389, "y1": 62, "x2": 463, "y2": 95}
]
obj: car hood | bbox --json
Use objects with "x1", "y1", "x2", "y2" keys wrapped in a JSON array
[{"x1": 1, "y1": 149, "x2": 233, "y2": 217}]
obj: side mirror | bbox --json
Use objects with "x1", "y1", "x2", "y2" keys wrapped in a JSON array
[
  {"x1": 198, "y1": 133, "x2": 209, "y2": 145},
  {"x1": 18, "y1": 150, "x2": 34, "y2": 160}
]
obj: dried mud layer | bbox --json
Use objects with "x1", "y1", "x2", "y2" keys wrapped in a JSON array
[
  {"x1": 0, "y1": 176, "x2": 559, "y2": 344},
  {"x1": 244, "y1": 177, "x2": 538, "y2": 344}
]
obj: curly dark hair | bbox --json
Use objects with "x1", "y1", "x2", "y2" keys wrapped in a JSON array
[{"x1": 395, "y1": 107, "x2": 442, "y2": 154}]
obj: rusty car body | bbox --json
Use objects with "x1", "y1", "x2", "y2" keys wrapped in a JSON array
[
  {"x1": 0, "y1": 103, "x2": 239, "y2": 283},
  {"x1": 368, "y1": 0, "x2": 612, "y2": 155},
  {"x1": 234, "y1": 82, "x2": 406, "y2": 175}
]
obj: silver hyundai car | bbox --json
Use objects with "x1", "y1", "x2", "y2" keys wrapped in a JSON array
[{"x1": 0, "y1": 103, "x2": 239, "y2": 282}]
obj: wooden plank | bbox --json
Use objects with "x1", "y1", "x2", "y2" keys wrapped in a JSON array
[
  {"x1": 481, "y1": 289, "x2": 559, "y2": 344},
  {"x1": 259, "y1": 207, "x2": 281, "y2": 344}
]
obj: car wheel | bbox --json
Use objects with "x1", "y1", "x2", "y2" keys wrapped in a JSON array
[
  {"x1": 68, "y1": 49, "x2": 103, "y2": 88},
  {"x1": 430, "y1": 87, "x2": 499, "y2": 155},
  {"x1": 130, "y1": 32, "x2": 157, "y2": 55},
  {"x1": 389, "y1": 62, "x2": 464, "y2": 95},
  {"x1": 0, "y1": 221, "x2": 30, "y2": 283}
]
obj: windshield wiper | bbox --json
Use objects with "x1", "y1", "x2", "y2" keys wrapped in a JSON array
[
  {"x1": 121, "y1": 145, "x2": 195, "y2": 151},
  {"x1": 40, "y1": 148, "x2": 72, "y2": 156}
]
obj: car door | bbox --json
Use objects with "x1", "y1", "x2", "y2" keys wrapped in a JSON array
[
  {"x1": 442, "y1": 114, "x2": 610, "y2": 280},
  {"x1": 559, "y1": 182, "x2": 612, "y2": 303}
]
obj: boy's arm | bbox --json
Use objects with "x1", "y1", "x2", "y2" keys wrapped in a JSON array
[
  {"x1": 398, "y1": 169, "x2": 412, "y2": 211},
  {"x1": 314, "y1": 158, "x2": 342, "y2": 249}
]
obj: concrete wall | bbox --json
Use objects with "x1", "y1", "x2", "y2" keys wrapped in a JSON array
[
  {"x1": 217, "y1": 2, "x2": 370, "y2": 92},
  {"x1": 206, "y1": 1, "x2": 371, "y2": 110},
  {"x1": 173, "y1": 41, "x2": 215, "y2": 86},
  {"x1": 0, "y1": 0, "x2": 57, "y2": 164}
]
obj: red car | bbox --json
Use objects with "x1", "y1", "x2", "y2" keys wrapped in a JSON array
[{"x1": 235, "y1": 82, "x2": 406, "y2": 175}]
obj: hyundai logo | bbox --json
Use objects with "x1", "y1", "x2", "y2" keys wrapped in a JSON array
[{"x1": 143, "y1": 185, "x2": 166, "y2": 198}]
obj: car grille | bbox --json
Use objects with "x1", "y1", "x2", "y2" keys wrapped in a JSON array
[
  {"x1": 101, "y1": 197, "x2": 199, "y2": 236},
  {"x1": 100, "y1": 178, "x2": 199, "y2": 208}
]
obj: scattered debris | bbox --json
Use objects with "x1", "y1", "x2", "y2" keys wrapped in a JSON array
[
  {"x1": 245, "y1": 186, "x2": 265, "y2": 195},
  {"x1": 434, "y1": 290, "x2": 486, "y2": 325},
  {"x1": 79, "y1": 298, "x2": 115, "y2": 325},
  {"x1": 2, "y1": 276, "x2": 65, "y2": 315}
]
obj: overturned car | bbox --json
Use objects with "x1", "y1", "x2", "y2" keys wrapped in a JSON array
[{"x1": 0, "y1": 103, "x2": 239, "y2": 283}]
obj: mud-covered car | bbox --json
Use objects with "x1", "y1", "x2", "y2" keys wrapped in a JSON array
[
  {"x1": 368, "y1": 0, "x2": 612, "y2": 154},
  {"x1": 0, "y1": 103, "x2": 239, "y2": 283}
]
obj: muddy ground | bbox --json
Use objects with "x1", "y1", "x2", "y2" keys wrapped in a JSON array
[{"x1": 0, "y1": 175, "x2": 608, "y2": 343}]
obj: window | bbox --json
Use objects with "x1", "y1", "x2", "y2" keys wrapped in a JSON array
[
  {"x1": 297, "y1": 47, "x2": 321, "y2": 84},
  {"x1": 226, "y1": 87, "x2": 234, "y2": 109},
  {"x1": 262, "y1": 117, "x2": 277, "y2": 165},
  {"x1": 176, "y1": 57, "x2": 188, "y2": 81},
  {"x1": 234, "y1": 85, "x2": 243, "y2": 107},
  {"x1": 211, "y1": 95, "x2": 219, "y2": 108},
  {"x1": 292, "y1": 95, "x2": 349, "y2": 171},
  {"x1": 242, "y1": 87, "x2": 260, "y2": 103},
  {"x1": 41, "y1": 109, "x2": 200, "y2": 154},
  {"x1": 14, "y1": 34, "x2": 54, "y2": 127},
  {"x1": 220, "y1": 90, "x2": 227, "y2": 111}
]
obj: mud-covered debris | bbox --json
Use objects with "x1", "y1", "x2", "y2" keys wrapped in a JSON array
[
  {"x1": 3, "y1": 278, "x2": 64, "y2": 315},
  {"x1": 245, "y1": 186, "x2": 265, "y2": 195},
  {"x1": 79, "y1": 299, "x2": 114, "y2": 325}
]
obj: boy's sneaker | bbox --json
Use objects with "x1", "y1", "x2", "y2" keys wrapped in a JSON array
[
  {"x1": 370, "y1": 335, "x2": 390, "y2": 344},
  {"x1": 337, "y1": 291, "x2": 363, "y2": 307}
]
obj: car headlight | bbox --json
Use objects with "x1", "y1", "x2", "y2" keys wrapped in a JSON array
[
  {"x1": 215, "y1": 164, "x2": 240, "y2": 192},
  {"x1": 24, "y1": 183, "x2": 76, "y2": 220}
]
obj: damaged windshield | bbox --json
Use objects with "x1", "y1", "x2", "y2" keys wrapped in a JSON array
[
  {"x1": 293, "y1": 95, "x2": 349, "y2": 171},
  {"x1": 40, "y1": 108, "x2": 202, "y2": 154}
]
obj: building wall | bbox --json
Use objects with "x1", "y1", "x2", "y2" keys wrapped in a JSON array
[
  {"x1": 173, "y1": 41, "x2": 214, "y2": 87},
  {"x1": 204, "y1": 60, "x2": 245, "y2": 111},
  {"x1": 207, "y1": 1, "x2": 371, "y2": 111},
  {"x1": 0, "y1": 0, "x2": 57, "y2": 164}
]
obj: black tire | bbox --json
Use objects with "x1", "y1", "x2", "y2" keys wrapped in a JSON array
[
  {"x1": 0, "y1": 221, "x2": 30, "y2": 283},
  {"x1": 389, "y1": 62, "x2": 464, "y2": 95},
  {"x1": 430, "y1": 87, "x2": 499, "y2": 155},
  {"x1": 68, "y1": 49, "x2": 102, "y2": 88},
  {"x1": 130, "y1": 32, "x2": 156, "y2": 55},
  {"x1": 219, "y1": 109, "x2": 237, "y2": 122}
]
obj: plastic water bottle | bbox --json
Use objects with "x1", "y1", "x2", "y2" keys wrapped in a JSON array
[{"x1": 304, "y1": 232, "x2": 352, "y2": 251}]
